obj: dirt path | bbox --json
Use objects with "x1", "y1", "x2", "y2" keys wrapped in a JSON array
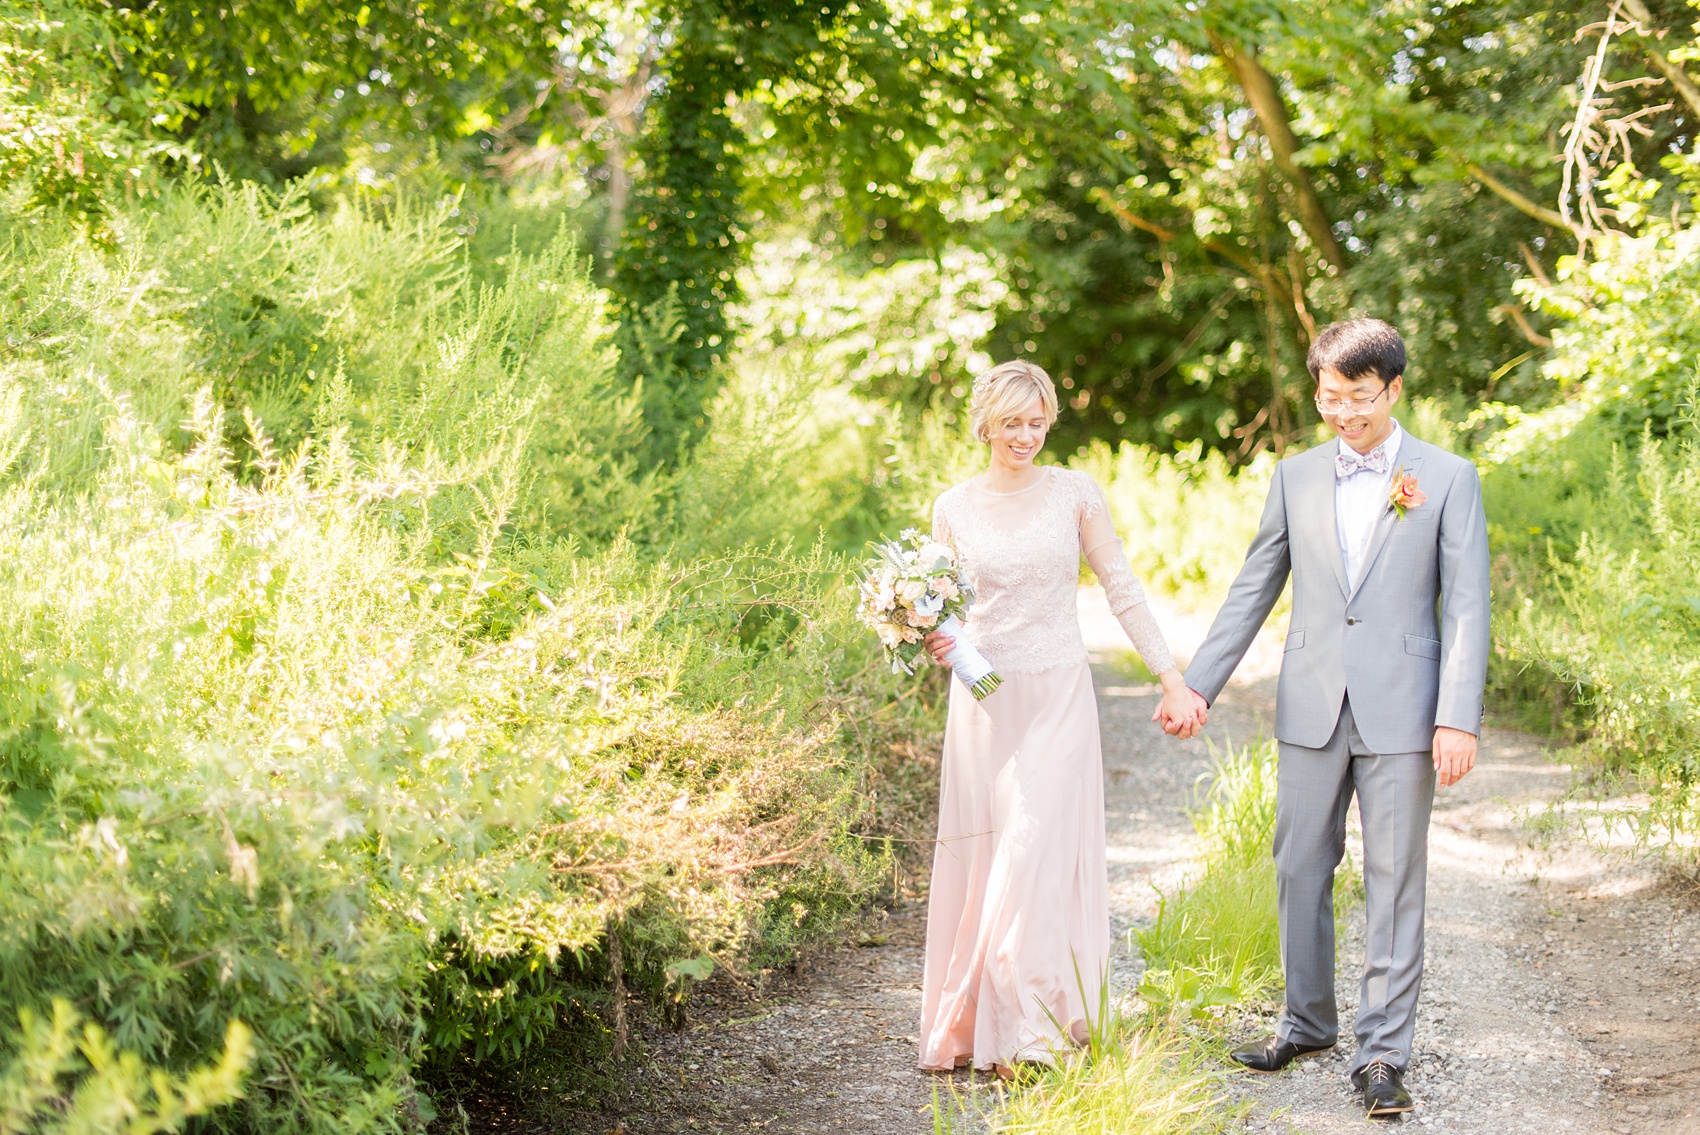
[{"x1": 515, "y1": 593, "x2": 1699, "y2": 1134}]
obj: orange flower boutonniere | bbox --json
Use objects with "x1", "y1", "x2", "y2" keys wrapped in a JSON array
[{"x1": 1389, "y1": 468, "x2": 1427, "y2": 518}]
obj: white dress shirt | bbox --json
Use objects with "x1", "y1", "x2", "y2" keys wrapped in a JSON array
[{"x1": 1335, "y1": 421, "x2": 1403, "y2": 588}]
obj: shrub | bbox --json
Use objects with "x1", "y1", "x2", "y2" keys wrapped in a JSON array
[
  {"x1": 0, "y1": 1001, "x2": 251, "y2": 1135},
  {"x1": 0, "y1": 2, "x2": 184, "y2": 226},
  {"x1": 1481, "y1": 173, "x2": 1700, "y2": 864},
  {"x1": 0, "y1": 182, "x2": 935, "y2": 1133},
  {"x1": 1487, "y1": 412, "x2": 1700, "y2": 860}
]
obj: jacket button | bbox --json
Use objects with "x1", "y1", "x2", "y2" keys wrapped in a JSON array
[{"x1": 1346, "y1": 617, "x2": 1359, "y2": 626}]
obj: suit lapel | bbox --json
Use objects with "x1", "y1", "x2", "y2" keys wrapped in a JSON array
[
  {"x1": 1348, "y1": 441, "x2": 1426, "y2": 604},
  {"x1": 1310, "y1": 446, "x2": 1350, "y2": 599}
]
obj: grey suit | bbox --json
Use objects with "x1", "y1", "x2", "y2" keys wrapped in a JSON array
[{"x1": 1187, "y1": 434, "x2": 1490, "y2": 1070}]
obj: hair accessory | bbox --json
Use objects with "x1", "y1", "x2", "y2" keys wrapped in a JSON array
[{"x1": 971, "y1": 361, "x2": 1033, "y2": 399}]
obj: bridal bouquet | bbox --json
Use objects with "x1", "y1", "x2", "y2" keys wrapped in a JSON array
[{"x1": 856, "y1": 529, "x2": 1002, "y2": 700}]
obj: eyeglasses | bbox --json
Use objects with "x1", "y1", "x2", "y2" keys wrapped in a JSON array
[{"x1": 1314, "y1": 388, "x2": 1389, "y2": 417}]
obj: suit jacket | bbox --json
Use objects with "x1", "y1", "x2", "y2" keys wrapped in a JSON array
[{"x1": 1185, "y1": 434, "x2": 1491, "y2": 754}]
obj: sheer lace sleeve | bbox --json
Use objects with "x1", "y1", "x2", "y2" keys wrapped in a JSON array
[
  {"x1": 931, "y1": 494, "x2": 952, "y2": 546},
  {"x1": 1077, "y1": 475, "x2": 1176, "y2": 676}
]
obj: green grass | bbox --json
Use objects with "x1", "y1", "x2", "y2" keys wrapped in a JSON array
[
  {"x1": 993, "y1": 1028, "x2": 1239, "y2": 1135},
  {"x1": 1105, "y1": 647, "x2": 1160, "y2": 685},
  {"x1": 1135, "y1": 740, "x2": 1283, "y2": 1016},
  {"x1": 927, "y1": 984, "x2": 1241, "y2": 1135},
  {"x1": 1005, "y1": 964, "x2": 1242, "y2": 1135},
  {"x1": 1136, "y1": 739, "x2": 1361, "y2": 1020}
]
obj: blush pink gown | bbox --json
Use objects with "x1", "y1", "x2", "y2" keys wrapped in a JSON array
[{"x1": 918, "y1": 466, "x2": 1174, "y2": 1071}]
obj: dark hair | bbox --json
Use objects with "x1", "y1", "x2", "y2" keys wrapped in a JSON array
[{"x1": 1306, "y1": 318, "x2": 1407, "y2": 386}]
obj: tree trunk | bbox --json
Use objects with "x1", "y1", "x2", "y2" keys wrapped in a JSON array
[
  {"x1": 608, "y1": 917, "x2": 628, "y2": 1057},
  {"x1": 603, "y1": 131, "x2": 630, "y2": 268},
  {"x1": 1209, "y1": 33, "x2": 1349, "y2": 275},
  {"x1": 600, "y1": 53, "x2": 654, "y2": 269}
]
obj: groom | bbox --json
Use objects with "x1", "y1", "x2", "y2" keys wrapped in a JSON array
[{"x1": 1173, "y1": 319, "x2": 1489, "y2": 1117}]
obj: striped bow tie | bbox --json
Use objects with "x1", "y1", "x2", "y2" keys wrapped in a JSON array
[{"x1": 1336, "y1": 444, "x2": 1391, "y2": 479}]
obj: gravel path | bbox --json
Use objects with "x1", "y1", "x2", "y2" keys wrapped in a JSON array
[{"x1": 499, "y1": 592, "x2": 1699, "y2": 1134}]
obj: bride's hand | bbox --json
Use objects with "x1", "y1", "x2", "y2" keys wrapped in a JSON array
[
  {"x1": 1153, "y1": 673, "x2": 1207, "y2": 739},
  {"x1": 923, "y1": 629, "x2": 955, "y2": 666}
]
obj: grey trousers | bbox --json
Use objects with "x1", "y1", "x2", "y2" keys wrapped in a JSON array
[{"x1": 1273, "y1": 698, "x2": 1435, "y2": 1073}]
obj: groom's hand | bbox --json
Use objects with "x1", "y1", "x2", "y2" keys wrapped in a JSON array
[
  {"x1": 1433, "y1": 726, "x2": 1477, "y2": 787},
  {"x1": 1153, "y1": 687, "x2": 1209, "y2": 740}
]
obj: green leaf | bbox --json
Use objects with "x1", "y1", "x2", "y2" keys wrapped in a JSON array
[{"x1": 665, "y1": 954, "x2": 715, "y2": 983}]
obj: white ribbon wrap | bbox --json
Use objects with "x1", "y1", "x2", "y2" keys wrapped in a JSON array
[{"x1": 936, "y1": 614, "x2": 1002, "y2": 700}]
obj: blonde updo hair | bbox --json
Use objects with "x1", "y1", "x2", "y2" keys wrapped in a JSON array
[{"x1": 969, "y1": 360, "x2": 1059, "y2": 443}]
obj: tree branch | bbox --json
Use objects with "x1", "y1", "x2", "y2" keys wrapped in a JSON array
[
  {"x1": 1492, "y1": 304, "x2": 1554, "y2": 348},
  {"x1": 1465, "y1": 162, "x2": 1575, "y2": 232},
  {"x1": 1207, "y1": 32, "x2": 1348, "y2": 274},
  {"x1": 1621, "y1": 0, "x2": 1700, "y2": 118},
  {"x1": 1088, "y1": 189, "x2": 1177, "y2": 241}
]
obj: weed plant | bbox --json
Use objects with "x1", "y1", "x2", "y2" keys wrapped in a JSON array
[
  {"x1": 991, "y1": 1024, "x2": 1237, "y2": 1135},
  {"x1": 928, "y1": 990, "x2": 1238, "y2": 1135}
]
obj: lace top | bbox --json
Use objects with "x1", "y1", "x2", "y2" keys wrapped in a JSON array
[{"x1": 931, "y1": 467, "x2": 1175, "y2": 676}]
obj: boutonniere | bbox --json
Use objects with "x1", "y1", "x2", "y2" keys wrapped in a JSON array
[{"x1": 1388, "y1": 467, "x2": 1427, "y2": 518}]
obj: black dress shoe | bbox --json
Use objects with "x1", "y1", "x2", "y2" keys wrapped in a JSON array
[
  {"x1": 1228, "y1": 1033, "x2": 1334, "y2": 1073},
  {"x1": 1351, "y1": 1059, "x2": 1414, "y2": 1117}
]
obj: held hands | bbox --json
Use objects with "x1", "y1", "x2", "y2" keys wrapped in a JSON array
[
  {"x1": 1433, "y1": 726, "x2": 1477, "y2": 787},
  {"x1": 1153, "y1": 673, "x2": 1208, "y2": 739}
]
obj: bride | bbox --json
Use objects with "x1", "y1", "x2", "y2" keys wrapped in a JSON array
[{"x1": 917, "y1": 360, "x2": 1203, "y2": 1077}]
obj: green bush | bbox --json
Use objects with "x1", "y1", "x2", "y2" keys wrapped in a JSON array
[
  {"x1": 1480, "y1": 173, "x2": 1700, "y2": 863},
  {"x1": 0, "y1": 2, "x2": 185, "y2": 226},
  {"x1": 0, "y1": 1001, "x2": 251, "y2": 1135},
  {"x1": 0, "y1": 183, "x2": 935, "y2": 1133},
  {"x1": 1514, "y1": 163, "x2": 1700, "y2": 440},
  {"x1": 1486, "y1": 410, "x2": 1700, "y2": 859}
]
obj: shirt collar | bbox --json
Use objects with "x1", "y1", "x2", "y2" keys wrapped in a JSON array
[{"x1": 1337, "y1": 419, "x2": 1403, "y2": 472}]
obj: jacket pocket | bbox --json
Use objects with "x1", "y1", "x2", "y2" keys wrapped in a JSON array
[
  {"x1": 1399, "y1": 503, "x2": 1441, "y2": 523},
  {"x1": 1404, "y1": 634, "x2": 1441, "y2": 660},
  {"x1": 1284, "y1": 630, "x2": 1305, "y2": 652}
]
